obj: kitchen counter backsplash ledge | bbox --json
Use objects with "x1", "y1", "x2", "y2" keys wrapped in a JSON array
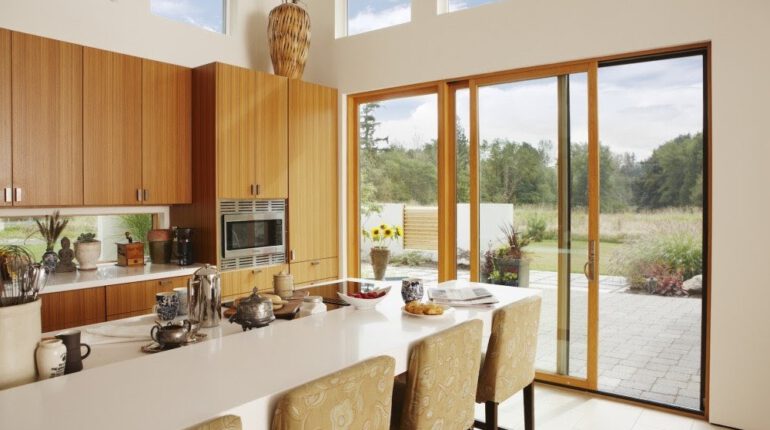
[{"x1": 40, "y1": 263, "x2": 202, "y2": 294}]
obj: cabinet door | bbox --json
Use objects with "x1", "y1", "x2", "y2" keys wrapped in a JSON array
[
  {"x1": 288, "y1": 80, "x2": 339, "y2": 263},
  {"x1": 0, "y1": 29, "x2": 10, "y2": 207},
  {"x1": 216, "y1": 63, "x2": 257, "y2": 199},
  {"x1": 142, "y1": 59, "x2": 192, "y2": 204},
  {"x1": 254, "y1": 72, "x2": 288, "y2": 199},
  {"x1": 106, "y1": 281, "x2": 155, "y2": 316},
  {"x1": 11, "y1": 32, "x2": 83, "y2": 206},
  {"x1": 220, "y1": 268, "x2": 258, "y2": 299},
  {"x1": 83, "y1": 48, "x2": 142, "y2": 205},
  {"x1": 41, "y1": 288, "x2": 106, "y2": 332}
]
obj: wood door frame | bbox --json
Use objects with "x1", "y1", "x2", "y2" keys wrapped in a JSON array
[{"x1": 345, "y1": 42, "x2": 712, "y2": 417}]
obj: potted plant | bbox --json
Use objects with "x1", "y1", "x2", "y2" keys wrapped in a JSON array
[
  {"x1": 34, "y1": 211, "x2": 69, "y2": 272},
  {"x1": 0, "y1": 245, "x2": 45, "y2": 389},
  {"x1": 363, "y1": 223, "x2": 403, "y2": 280},
  {"x1": 481, "y1": 223, "x2": 531, "y2": 287},
  {"x1": 74, "y1": 232, "x2": 101, "y2": 271}
]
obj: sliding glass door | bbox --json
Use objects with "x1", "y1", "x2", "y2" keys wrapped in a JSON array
[{"x1": 465, "y1": 63, "x2": 600, "y2": 388}]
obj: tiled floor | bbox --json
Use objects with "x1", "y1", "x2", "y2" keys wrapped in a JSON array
[{"x1": 479, "y1": 384, "x2": 721, "y2": 430}]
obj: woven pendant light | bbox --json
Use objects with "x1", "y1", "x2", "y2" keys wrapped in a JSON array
[{"x1": 268, "y1": 0, "x2": 311, "y2": 79}]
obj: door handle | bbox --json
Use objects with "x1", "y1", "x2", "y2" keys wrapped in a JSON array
[
  {"x1": 310, "y1": 261, "x2": 320, "y2": 266},
  {"x1": 3, "y1": 187, "x2": 11, "y2": 203},
  {"x1": 584, "y1": 239, "x2": 596, "y2": 281},
  {"x1": 250, "y1": 184, "x2": 256, "y2": 195},
  {"x1": 143, "y1": 189, "x2": 149, "y2": 202},
  {"x1": 290, "y1": 250, "x2": 295, "y2": 261},
  {"x1": 136, "y1": 189, "x2": 143, "y2": 202},
  {"x1": 14, "y1": 188, "x2": 22, "y2": 202},
  {"x1": 255, "y1": 184, "x2": 260, "y2": 196}
]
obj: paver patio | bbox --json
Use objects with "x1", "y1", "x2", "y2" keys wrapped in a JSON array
[{"x1": 361, "y1": 265, "x2": 703, "y2": 410}]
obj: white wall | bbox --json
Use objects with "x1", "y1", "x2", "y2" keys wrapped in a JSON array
[
  {"x1": 0, "y1": 0, "x2": 337, "y2": 84},
  {"x1": 325, "y1": 1, "x2": 770, "y2": 428}
]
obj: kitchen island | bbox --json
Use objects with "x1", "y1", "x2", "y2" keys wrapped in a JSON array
[{"x1": 0, "y1": 280, "x2": 539, "y2": 430}]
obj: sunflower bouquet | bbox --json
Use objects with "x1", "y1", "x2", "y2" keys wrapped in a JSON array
[{"x1": 363, "y1": 223, "x2": 403, "y2": 249}]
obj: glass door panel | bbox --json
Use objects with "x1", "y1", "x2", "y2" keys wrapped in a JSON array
[
  {"x1": 597, "y1": 54, "x2": 705, "y2": 411},
  {"x1": 358, "y1": 94, "x2": 440, "y2": 286},
  {"x1": 475, "y1": 71, "x2": 592, "y2": 380}
]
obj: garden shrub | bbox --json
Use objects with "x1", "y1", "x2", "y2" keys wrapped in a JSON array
[
  {"x1": 524, "y1": 212, "x2": 548, "y2": 242},
  {"x1": 610, "y1": 222, "x2": 702, "y2": 294}
]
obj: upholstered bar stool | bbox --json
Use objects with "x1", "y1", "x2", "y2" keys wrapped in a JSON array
[
  {"x1": 391, "y1": 319, "x2": 484, "y2": 430},
  {"x1": 271, "y1": 355, "x2": 396, "y2": 430},
  {"x1": 475, "y1": 295, "x2": 542, "y2": 430},
  {"x1": 189, "y1": 415, "x2": 242, "y2": 430}
]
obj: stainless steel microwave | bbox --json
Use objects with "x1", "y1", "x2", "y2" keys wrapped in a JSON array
[{"x1": 221, "y1": 212, "x2": 285, "y2": 259}]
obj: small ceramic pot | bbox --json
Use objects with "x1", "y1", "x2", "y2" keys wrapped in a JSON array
[
  {"x1": 401, "y1": 278, "x2": 424, "y2": 303},
  {"x1": 41, "y1": 251, "x2": 58, "y2": 273},
  {"x1": 36, "y1": 338, "x2": 67, "y2": 380},
  {"x1": 173, "y1": 287, "x2": 188, "y2": 316},
  {"x1": 154, "y1": 291, "x2": 179, "y2": 321},
  {"x1": 74, "y1": 241, "x2": 101, "y2": 271}
]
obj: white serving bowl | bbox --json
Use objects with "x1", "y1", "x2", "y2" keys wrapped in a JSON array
[{"x1": 337, "y1": 286, "x2": 391, "y2": 310}]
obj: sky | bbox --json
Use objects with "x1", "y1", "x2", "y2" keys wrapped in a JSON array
[
  {"x1": 366, "y1": 56, "x2": 703, "y2": 160},
  {"x1": 348, "y1": 0, "x2": 500, "y2": 35},
  {"x1": 150, "y1": 0, "x2": 224, "y2": 33}
]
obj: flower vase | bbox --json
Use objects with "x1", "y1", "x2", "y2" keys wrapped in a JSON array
[
  {"x1": 41, "y1": 251, "x2": 58, "y2": 273},
  {"x1": 370, "y1": 248, "x2": 391, "y2": 280}
]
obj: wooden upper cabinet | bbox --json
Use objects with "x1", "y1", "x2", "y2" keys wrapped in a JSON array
[
  {"x1": 142, "y1": 59, "x2": 192, "y2": 204},
  {"x1": 83, "y1": 48, "x2": 142, "y2": 205},
  {"x1": 11, "y1": 32, "x2": 83, "y2": 206},
  {"x1": 0, "y1": 29, "x2": 10, "y2": 207},
  {"x1": 288, "y1": 80, "x2": 338, "y2": 263},
  {"x1": 216, "y1": 63, "x2": 257, "y2": 199},
  {"x1": 255, "y1": 72, "x2": 288, "y2": 199}
]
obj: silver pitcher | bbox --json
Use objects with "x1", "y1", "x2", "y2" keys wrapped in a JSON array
[{"x1": 188, "y1": 264, "x2": 221, "y2": 328}]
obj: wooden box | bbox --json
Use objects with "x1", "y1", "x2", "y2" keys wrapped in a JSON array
[{"x1": 117, "y1": 242, "x2": 145, "y2": 266}]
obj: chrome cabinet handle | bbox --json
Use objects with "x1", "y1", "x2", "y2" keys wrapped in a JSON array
[
  {"x1": 14, "y1": 188, "x2": 22, "y2": 202},
  {"x1": 250, "y1": 184, "x2": 256, "y2": 195},
  {"x1": 3, "y1": 187, "x2": 11, "y2": 203},
  {"x1": 252, "y1": 269, "x2": 263, "y2": 274},
  {"x1": 136, "y1": 189, "x2": 143, "y2": 202},
  {"x1": 143, "y1": 189, "x2": 149, "y2": 201},
  {"x1": 290, "y1": 250, "x2": 295, "y2": 261},
  {"x1": 310, "y1": 261, "x2": 320, "y2": 266},
  {"x1": 255, "y1": 184, "x2": 260, "y2": 196}
]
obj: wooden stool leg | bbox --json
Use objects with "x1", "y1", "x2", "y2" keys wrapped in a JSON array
[
  {"x1": 485, "y1": 401, "x2": 498, "y2": 430},
  {"x1": 523, "y1": 383, "x2": 534, "y2": 430}
]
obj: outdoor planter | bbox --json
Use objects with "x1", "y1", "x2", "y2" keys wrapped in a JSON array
[{"x1": 482, "y1": 257, "x2": 530, "y2": 287}]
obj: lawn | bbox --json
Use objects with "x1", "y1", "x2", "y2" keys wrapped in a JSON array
[{"x1": 525, "y1": 239, "x2": 623, "y2": 276}]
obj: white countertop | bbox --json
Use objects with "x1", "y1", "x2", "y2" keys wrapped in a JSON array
[
  {"x1": 40, "y1": 263, "x2": 202, "y2": 294},
  {"x1": 0, "y1": 280, "x2": 540, "y2": 430}
]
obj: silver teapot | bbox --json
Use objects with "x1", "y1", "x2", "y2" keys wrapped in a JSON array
[
  {"x1": 189, "y1": 264, "x2": 221, "y2": 328},
  {"x1": 150, "y1": 320, "x2": 192, "y2": 347},
  {"x1": 229, "y1": 288, "x2": 275, "y2": 331}
]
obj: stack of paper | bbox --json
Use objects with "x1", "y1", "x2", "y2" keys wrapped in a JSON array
[{"x1": 428, "y1": 287, "x2": 499, "y2": 307}]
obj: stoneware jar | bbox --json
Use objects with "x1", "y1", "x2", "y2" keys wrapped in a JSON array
[
  {"x1": 273, "y1": 270, "x2": 294, "y2": 300},
  {"x1": 0, "y1": 299, "x2": 42, "y2": 389},
  {"x1": 74, "y1": 240, "x2": 101, "y2": 270},
  {"x1": 36, "y1": 338, "x2": 67, "y2": 380},
  {"x1": 298, "y1": 296, "x2": 326, "y2": 318}
]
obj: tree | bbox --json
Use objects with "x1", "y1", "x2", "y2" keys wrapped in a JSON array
[{"x1": 633, "y1": 133, "x2": 703, "y2": 209}]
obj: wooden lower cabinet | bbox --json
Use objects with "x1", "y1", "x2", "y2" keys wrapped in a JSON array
[
  {"x1": 41, "y1": 288, "x2": 106, "y2": 333},
  {"x1": 290, "y1": 257, "x2": 339, "y2": 287},
  {"x1": 221, "y1": 264, "x2": 288, "y2": 300},
  {"x1": 106, "y1": 276, "x2": 190, "y2": 317}
]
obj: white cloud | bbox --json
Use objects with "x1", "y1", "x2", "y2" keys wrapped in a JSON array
[{"x1": 348, "y1": 4, "x2": 411, "y2": 36}]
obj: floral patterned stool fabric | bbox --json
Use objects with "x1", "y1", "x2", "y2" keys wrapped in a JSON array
[
  {"x1": 476, "y1": 295, "x2": 542, "y2": 430},
  {"x1": 391, "y1": 319, "x2": 484, "y2": 430},
  {"x1": 271, "y1": 355, "x2": 396, "y2": 430},
  {"x1": 190, "y1": 415, "x2": 242, "y2": 430}
]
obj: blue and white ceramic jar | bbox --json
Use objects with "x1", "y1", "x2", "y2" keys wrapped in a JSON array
[{"x1": 401, "y1": 278, "x2": 424, "y2": 303}]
